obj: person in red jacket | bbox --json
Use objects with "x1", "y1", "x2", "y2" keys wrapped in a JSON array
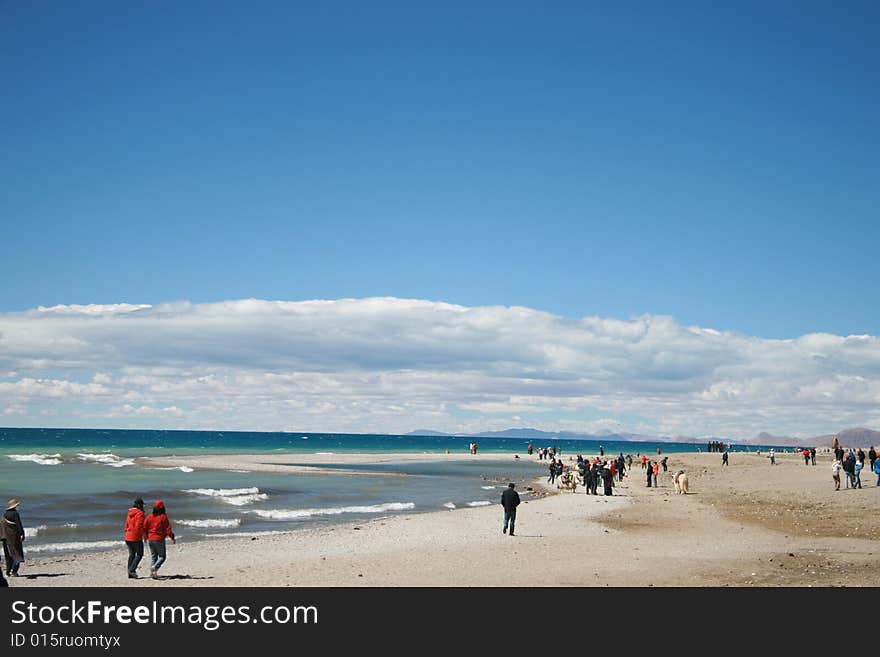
[
  {"x1": 123, "y1": 498, "x2": 146, "y2": 579},
  {"x1": 143, "y1": 500, "x2": 175, "y2": 579}
]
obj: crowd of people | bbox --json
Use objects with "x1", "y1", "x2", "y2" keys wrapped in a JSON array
[
  {"x1": 831, "y1": 446, "x2": 879, "y2": 491},
  {"x1": 536, "y1": 451, "x2": 678, "y2": 496}
]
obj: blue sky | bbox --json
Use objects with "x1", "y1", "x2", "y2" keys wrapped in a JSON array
[{"x1": 2, "y1": 1, "x2": 878, "y2": 338}]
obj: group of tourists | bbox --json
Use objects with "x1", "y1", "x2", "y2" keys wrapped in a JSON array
[
  {"x1": 831, "y1": 446, "x2": 879, "y2": 491},
  {"x1": 124, "y1": 498, "x2": 176, "y2": 579},
  {"x1": 535, "y1": 446, "x2": 558, "y2": 461},
  {"x1": 706, "y1": 440, "x2": 727, "y2": 452},
  {"x1": 0, "y1": 496, "x2": 176, "y2": 585}
]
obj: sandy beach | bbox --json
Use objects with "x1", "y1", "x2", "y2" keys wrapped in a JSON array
[{"x1": 11, "y1": 450, "x2": 880, "y2": 587}]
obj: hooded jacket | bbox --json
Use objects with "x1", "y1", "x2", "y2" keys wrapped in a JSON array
[
  {"x1": 143, "y1": 511, "x2": 175, "y2": 542},
  {"x1": 124, "y1": 507, "x2": 145, "y2": 542}
]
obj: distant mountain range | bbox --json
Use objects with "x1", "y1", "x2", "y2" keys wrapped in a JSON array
[{"x1": 407, "y1": 426, "x2": 880, "y2": 447}]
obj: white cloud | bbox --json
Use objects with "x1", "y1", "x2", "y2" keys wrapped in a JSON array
[{"x1": 0, "y1": 297, "x2": 878, "y2": 439}]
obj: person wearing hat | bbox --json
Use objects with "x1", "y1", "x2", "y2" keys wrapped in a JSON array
[
  {"x1": 123, "y1": 498, "x2": 147, "y2": 579},
  {"x1": 143, "y1": 500, "x2": 175, "y2": 579},
  {"x1": 0, "y1": 499, "x2": 25, "y2": 577}
]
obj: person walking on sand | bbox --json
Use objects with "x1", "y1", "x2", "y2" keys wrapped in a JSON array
[
  {"x1": 722, "y1": 451, "x2": 729, "y2": 466},
  {"x1": 842, "y1": 455, "x2": 855, "y2": 489},
  {"x1": 641, "y1": 454, "x2": 647, "y2": 470},
  {"x1": 124, "y1": 498, "x2": 146, "y2": 579},
  {"x1": 602, "y1": 465, "x2": 614, "y2": 496},
  {"x1": 769, "y1": 449, "x2": 776, "y2": 465},
  {"x1": 527, "y1": 443, "x2": 533, "y2": 456},
  {"x1": 831, "y1": 459, "x2": 842, "y2": 491},
  {"x1": 810, "y1": 447, "x2": 817, "y2": 465},
  {"x1": 143, "y1": 500, "x2": 175, "y2": 579},
  {"x1": 661, "y1": 455, "x2": 668, "y2": 472},
  {"x1": 874, "y1": 457, "x2": 880, "y2": 486},
  {"x1": 501, "y1": 483, "x2": 520, "y2": 536},
  {"x1": 548, "y1": 459, "x2": 557, "y2": 484},
  {"x1": 853, "y1": 459, "x2": 863, "y2": 489},
  {"x1": 0, "y1": 500, "x2": 25, "y2": 577},
  {"x1": 646, "y1": 462, "x2": 653, "y2": 488},
  {"x1": 652, "y1": 461, "x2": 659, "y2": 487},
  {"x1": 869, "y1": 447, "x2": 877, "y2": 473}
]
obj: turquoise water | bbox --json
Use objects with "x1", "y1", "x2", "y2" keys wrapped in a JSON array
[{"x1": 0, "y1": 428, "x2": 781, "y2": 555}]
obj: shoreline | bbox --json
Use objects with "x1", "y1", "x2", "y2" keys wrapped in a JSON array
[{"x1": 10, "y1": 451, "x2": 880, "y2": 587}]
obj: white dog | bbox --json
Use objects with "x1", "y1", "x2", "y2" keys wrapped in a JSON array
[{"x1": 673, "y1": 470, "x2": 689, "y2": 494}]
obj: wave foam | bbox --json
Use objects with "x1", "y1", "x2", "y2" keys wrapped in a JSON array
[
  {"x1": 28, "y1": 540, "x2": 120, "y2": 554},
  {"x1": 77, "y1": 453, "x2": 135, "y2": 468},
  {"x1": 203, "y1": 530, "x2": 289, "y2": 539},
  {"x1": 466, "y1": 501, "x2": 492, "y2": 507},
  {"x1": 8, "y1": 453, "x2": 62, "y2": 466},
  {"x1": 252, "y1": 502, "x2": 415, "y2": 520},
  {"x1": 443, "y1": 502, "x2": 456, "y2": 509},
  {"x1": 183, "y1": 487, "x2": 260, "y2": 497},
  {"x1": 178, "y1": 518, "x2": 241, "y2": 529}
]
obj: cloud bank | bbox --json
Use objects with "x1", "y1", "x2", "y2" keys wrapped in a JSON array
[{"x1": 1, "y1": 298, "x2": 878, "y2": 439}]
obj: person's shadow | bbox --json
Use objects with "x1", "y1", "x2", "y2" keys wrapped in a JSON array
[
  {"x1": 22, "y1": 573, "x2": 69, "y2": 579},
  {"x1": 154, "y1": 574, "x2": 214, "y2": 580}
]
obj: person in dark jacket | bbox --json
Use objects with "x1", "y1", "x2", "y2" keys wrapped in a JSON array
[
  {"x1": 124, "y1": 498, "x2": 146, "y2": 579},
  {"x1": 602, "y1": 466, "x2": 614, "y2": 496},
  {"x1": 590, "y1": 462, "x2": 600, "y2": 495},
  {"x1": 0, "y1": 500, "x2": 25, "y2": 577},
  {"x1": 501, "y1": 483, "x2": 520, "y2": 536},
  {"x1": 548, "y1": 459, "x2": 557, "y2": 484},
  {"x1": 869, "y1": 446, "x2": 877, "y2": 473},
  {"x1": 646, "y1": 462, "x2": 653, "y2": 487},
  {"x1": 143, "y1": 500, "x2": 176, "y2": 579}
]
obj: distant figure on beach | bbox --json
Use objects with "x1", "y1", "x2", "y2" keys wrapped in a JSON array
[
  {"x1": 527, "y1": 443, "x2": 533, "y2": 456},
  {"x1": 722, "y1": 451, "x2": 729, "y2": 466},
  {"x1": 810, "y1": 447, "x2": 817, "y2": 465},
  {"x1": 548, "y1": 459, "x2": 558, "y2": 484},
  {"x1": 602, "y1": 465, "x2": 614, "y2": 496},
  {"x1": 124, "y1": 498, "x2": 146, "y2": 579},
  {"x1": 641, "y1": 454, "x2": 647, "y2": 470},
  {"x1": 626, "y1": 454, "x2": 633, "y2": 471},
  {"x1": 802, "y1": 448, "x2": 810, "y2": 466},
  {"x1": 869, "y1": 447, "x2": 877, "y2": 473},
  {"x1": 831, "y1": 460, "x2": 842, "y2": 491},
  {"x1": 652, "y1": 461, "x2": 659, "y2": 487},
  {"x1": 853, "y1": 459, "x2": 863, "y2": 489},
  {"x1": 646, "y1": 462, "x2": 653, "y2": 488},
  {"x1": 0, "y1": 499, "x2": 25, "y2": 577},
  {"x1": 660, "y1": 456, "x2": 668, "y2": 472},
  {"x1": 599, "y1": 445, "x2": 604, "y2": 457},
  {"x1": 144, "y1": 500, "x2": 176, "y2": 579},
  {"x1": 842, "y1": 455, "x2": 855, "y2": 489},
  {"x1": 874, "y1": 457, "x2": 880, "y2": 486},
  {"x1": 769, "y1": 449, "x2": 776, "y2": 465},
  {"x1": 501, "y1": 483, "x2": 520, "y2": 536}
]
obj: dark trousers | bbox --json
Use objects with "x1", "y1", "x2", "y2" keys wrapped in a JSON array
[
  {"x1": 503, "y1": 509, "x2": 516, "y2": 534},
  {"x1": 2, "y1": 539, "x2": 20, "y2": 575},
  {"x1": 126, "y1": 540, "x2": 144, "y2": 575},
  {"x1": 148, "y1": 540, "x2": 167, "y2": 571}
]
